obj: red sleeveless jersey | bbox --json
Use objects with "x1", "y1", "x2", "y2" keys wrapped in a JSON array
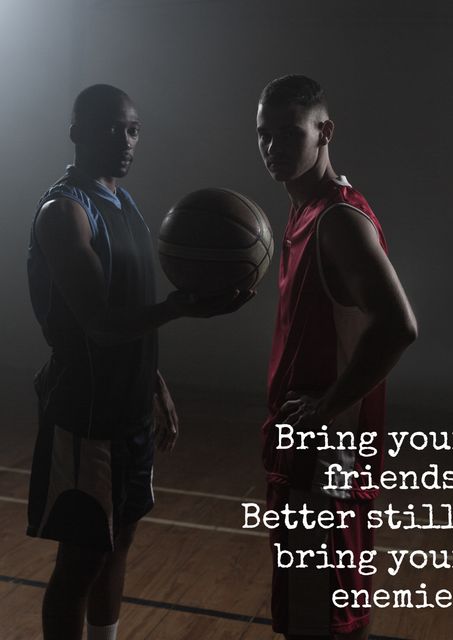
[{"x1": 262, "y1": 176, "x2": 387, "y2": 501}]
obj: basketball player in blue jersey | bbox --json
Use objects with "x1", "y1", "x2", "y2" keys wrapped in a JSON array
[{"x1": 27, "y1": 84, "x2": 252, "y2": 640}]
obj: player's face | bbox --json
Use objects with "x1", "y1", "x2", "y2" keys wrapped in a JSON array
[
  {"x1": 78, "y1": 97, "x2": 141, "y2": 178},
  {"x1": 257, "y1": 102, "x2": 322, "y2": 183}
]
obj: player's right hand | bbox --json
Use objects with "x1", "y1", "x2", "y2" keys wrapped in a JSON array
[
  {"x1": 278, "y1": 391, "x2": 333, "y2": 429},
  {"x1": 166, "y1": 289, "x2": 256, "y2": 318}
]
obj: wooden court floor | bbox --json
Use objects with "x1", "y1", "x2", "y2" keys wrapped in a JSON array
[{"x1": 0, "y1": 371, "x2": 453, "y2": 639}]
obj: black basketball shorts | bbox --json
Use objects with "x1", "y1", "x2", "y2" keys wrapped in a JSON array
[{"x1": 27, "y1": 419, "x2": 155, "y2": 551}]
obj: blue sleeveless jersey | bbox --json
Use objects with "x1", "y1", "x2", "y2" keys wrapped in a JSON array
[{"x1": 28, "y1": 165, "x2": 158, "y2": 438}]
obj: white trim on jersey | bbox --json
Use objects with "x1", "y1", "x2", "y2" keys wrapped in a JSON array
[{"x1": 332, "y1": 175, "x2": 352, "y2": 187}]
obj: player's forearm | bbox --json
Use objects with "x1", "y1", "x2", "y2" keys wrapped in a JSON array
[{"x1": 317, "y1": 314, "x2": 417, "y2": 422}]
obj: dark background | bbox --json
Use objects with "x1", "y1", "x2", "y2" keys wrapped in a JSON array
[{"x1": 1, "y1": 0, "x2": 451, "y2": 422}]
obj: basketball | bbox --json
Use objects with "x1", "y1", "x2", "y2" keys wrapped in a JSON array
[{"x1": 158, "y1": 188, "x2": 274, "y2": 295}]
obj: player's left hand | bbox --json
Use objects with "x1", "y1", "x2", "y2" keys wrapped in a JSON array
[
  {"x1": 153, "y1": 371, "x2": 179, "y2": 452},
  {"x1": 278, "y1": 392, "x2": 330, "y2": 430}
]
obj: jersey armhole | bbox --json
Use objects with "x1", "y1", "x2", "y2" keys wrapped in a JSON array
[
  {"x1": 34, "y1": 193, "x2": 98, "y2": 241},
  {"x1": 315, "y1": 203, "x2": 380, "y2": 305}
]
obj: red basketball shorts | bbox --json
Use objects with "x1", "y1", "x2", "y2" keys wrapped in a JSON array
[{"x1": 267, "y1": 483, "x2": 374, "y2": 636}]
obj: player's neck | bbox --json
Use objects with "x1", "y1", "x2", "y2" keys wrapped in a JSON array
[
  {"x1": 74, "y1": 159, "x2": 118, "y2": 193},
  {"x1": 93, "y1": 175, "x2": 117, "y2": 193},
  {"x1": 286, "y1": 161, "x2": 336, "y2": 211}
]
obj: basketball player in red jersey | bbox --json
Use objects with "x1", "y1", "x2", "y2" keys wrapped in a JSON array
[{"x1": 257, "y1": 75, "x2": 417, "y2": 639}]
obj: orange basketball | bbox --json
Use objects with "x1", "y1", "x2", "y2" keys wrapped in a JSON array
[{"x1": 158, "y1": 188, "x2": 274, "y2": 295}]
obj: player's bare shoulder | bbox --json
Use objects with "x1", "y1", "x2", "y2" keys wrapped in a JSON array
[
  {"x1": 35, "y1": 197, "x2": 93, "y2": 253},
  {"x1": 318, "y1": 204, "x2": 381, "y2": 260}
]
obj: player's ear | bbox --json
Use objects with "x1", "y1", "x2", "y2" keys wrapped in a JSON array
[
  {"x1": 319, "y1": 119, "x2": 334, "y2": 146},
  {"x1": 70, "y1": 123, "x2": 83, "y2": 144}
]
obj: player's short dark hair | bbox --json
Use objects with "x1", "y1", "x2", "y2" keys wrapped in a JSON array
[
  {"x1": 71, "y1": 84, "x2": 132, "y2": 125},
  {"x1": 259, "y1": 74, "x2": 328, "y2": 112}
]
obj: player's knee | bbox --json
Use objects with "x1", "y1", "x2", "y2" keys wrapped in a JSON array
[
  {"x1": 54, "y1": 543, "x2": 108, "y2": 589},
  {"x1": 114, "y1": 522, "x2": 138, "y2": 553}
]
